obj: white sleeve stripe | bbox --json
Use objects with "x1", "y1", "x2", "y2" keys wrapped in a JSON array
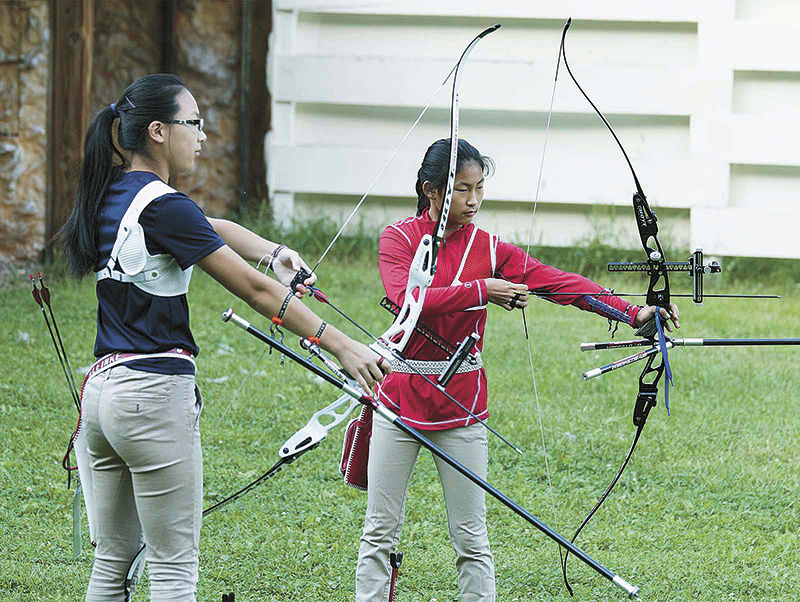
[{"x1": 387, "y1": 224, "x2": 413, "y2": 247}]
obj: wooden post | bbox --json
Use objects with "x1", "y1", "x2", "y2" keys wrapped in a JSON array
[
  {"x1": 161, "y1": 0, "x2": 175, "y2": 74},
  {"x1": 161, "y1": 0, "x2": 176, "y2": 188},
  {"x1": 46, "y1": 0, "x2": 94, "y2": 258},
  {"x1": 239, "y1": 0, "x2": 270, "y2": 213}
]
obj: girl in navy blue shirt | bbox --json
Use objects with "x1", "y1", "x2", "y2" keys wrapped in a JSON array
[{"x1": 59, "y1": 74, "x2": 388, "y2": 601}]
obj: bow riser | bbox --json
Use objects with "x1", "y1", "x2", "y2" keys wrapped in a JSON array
[
  {"x1": 378, "y1": 235, "x2": 434, "y2": 353},
  {"x1": 632, "y1": 193, "x2": 671, "y2": 309}
]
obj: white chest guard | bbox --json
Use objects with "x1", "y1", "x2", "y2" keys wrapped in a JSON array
[{"x1": 95, "y1": 180, "x2": 193, "y2": 297}]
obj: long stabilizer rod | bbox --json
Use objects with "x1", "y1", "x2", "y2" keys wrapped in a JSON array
[{"x1": 221, "y1": 308, "x2": 640, "y2": 599}]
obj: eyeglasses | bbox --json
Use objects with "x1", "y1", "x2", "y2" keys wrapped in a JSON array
[{"x1": 165, "y1": 118, "x2": 204, "y2": 132}]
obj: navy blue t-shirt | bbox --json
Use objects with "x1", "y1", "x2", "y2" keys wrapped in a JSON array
[{"x1": 94, "y1": 171, "x2": 225, "y2": 374}]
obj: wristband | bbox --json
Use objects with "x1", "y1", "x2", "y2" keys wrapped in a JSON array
[
  {"x1": 272, "y1": 291, "x2": 294, "y2": 324},
  {"x1": 308, "y1": 321, "x2": 327, "y2": 346}
]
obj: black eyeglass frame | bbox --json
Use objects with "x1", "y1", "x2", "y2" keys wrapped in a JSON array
[{"x1": 165, "y1": 118, "x2": 204, "y2": 132}]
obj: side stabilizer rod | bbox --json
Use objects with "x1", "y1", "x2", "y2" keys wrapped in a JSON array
[{"x1": 582, "y1": 338, "x2": 800, "y2": 380}]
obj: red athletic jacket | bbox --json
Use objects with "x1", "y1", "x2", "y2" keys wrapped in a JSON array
[{"x1": 377, "y1": 209, "x2": 640, "y2": 430}]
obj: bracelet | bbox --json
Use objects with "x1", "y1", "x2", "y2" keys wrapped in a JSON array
[
  {"x1": 271, "y1": 291, "x2": 294, "y2": 326},
  {"x1": 308, "y1": 321, "x2": 327, "y2": 346},
  {"x1": 267, "y1": 244, "x2": 287, "y2": 273}
]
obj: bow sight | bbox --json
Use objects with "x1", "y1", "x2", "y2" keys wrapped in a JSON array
[{"x1": 608, "y1": 248, "x2": 720, "y2": 305}]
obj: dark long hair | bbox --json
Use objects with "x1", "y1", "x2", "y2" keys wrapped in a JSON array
[
  {"x1": 58, "y1": 74, "x2": 186, "y2": 276},
  {"x1": 415, "y1": 138, "x2": 494, "y2": 216}
]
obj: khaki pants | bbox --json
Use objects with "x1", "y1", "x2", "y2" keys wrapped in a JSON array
[
  {"x1": 356, "y1": 413, "x2": 496, "y2": 601},
  {"x1": 81, "y1": 365, "x2": 203, "y2": 601}
]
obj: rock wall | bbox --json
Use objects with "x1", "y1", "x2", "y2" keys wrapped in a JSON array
[
  {"x1": 172, "y1": 0, "x2": 242, "y2": 216},
  {"x1": 90, "y1": 0, "x2": 165, "y2": 109},
  {"x1": 90, "y1": 0, "x2": 242, "y2": 216},
  {"x1": 0, "y1": 0, "x2": 252, "y2": 278},
  {"x1": 0, "y1": 0, "x2": 50, "y2": 278}
]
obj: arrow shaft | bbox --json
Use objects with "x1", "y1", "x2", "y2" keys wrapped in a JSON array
[
  {"x1": 583, "y1": 344, "x2": 669, "y2": 380},
  {"x1": 583, "y1": 338, "x2": 800, "y2": 352}
]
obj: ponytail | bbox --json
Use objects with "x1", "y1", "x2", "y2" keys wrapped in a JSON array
[
  {"x1": 58, "y1": 74, "x2": 186, "y2": 277},
  {"x1": 414, "y1": 138, "x2": 494, "y2": 216},
  {"x1": 58, "y1": 107, "x2": 124, "y2": 276}
]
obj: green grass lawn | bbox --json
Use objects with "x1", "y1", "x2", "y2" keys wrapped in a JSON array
[{"x1": 1, "y1": 261, "x2": 798, "y2": 601}]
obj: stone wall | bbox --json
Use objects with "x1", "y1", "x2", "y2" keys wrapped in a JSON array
[
  {"x1": 0, "y1": 0, "x2": 50, "y2": 278},
  {"x1": 0, "y1": 0, "x2": 252, "y2": 279},
  {"x1": 90, "y1": 0, "x2": 164, "y2": 109},
  {"x1": 172, "y1": 0, "x2": 242, "y2": 216},
  {"x1": 90, "y1": 0, "x2": 242, "y2": 217}
]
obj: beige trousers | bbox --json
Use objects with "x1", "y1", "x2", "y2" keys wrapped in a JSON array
[
  {"x1": 81, "y1": 365, "x2": 203, "y2": 601},
  {"x1": 356, "y1": 413, "x2": 496, "y2": 601}
]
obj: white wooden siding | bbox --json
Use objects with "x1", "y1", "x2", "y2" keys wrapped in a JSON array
[{"x1": 268, "y1": 1, "x2": 800, "y2": 259}]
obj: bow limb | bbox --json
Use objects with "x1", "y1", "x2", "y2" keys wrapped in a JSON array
[
  {"x1": 379, "y1": 24, "x2": 501, "y2": 354},
  {"x1": 205, "y1": 392, "x2": 360, "y2": 515},
  {"x1": 430, "y1": 24, "x2": 501, "y2": 268},
  {"x1": 559, "y1": 19, "x2": 672, "y2": 315}
]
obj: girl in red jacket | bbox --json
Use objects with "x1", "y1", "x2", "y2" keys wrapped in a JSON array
[{"x1": 355, "y1": 138, "x2": 678, "y2": 601}]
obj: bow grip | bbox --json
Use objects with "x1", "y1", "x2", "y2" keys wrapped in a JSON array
[
  {"x1": 634, "y1": 313, "x2": 669, "y2": 340},
  {"x1": 633, "y1": 383, "x2": 658, "y2": 426}
]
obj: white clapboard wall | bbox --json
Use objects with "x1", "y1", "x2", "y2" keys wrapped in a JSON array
[{"x1": 267, "y1": 0, "x2": 800, "y2": 259}]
